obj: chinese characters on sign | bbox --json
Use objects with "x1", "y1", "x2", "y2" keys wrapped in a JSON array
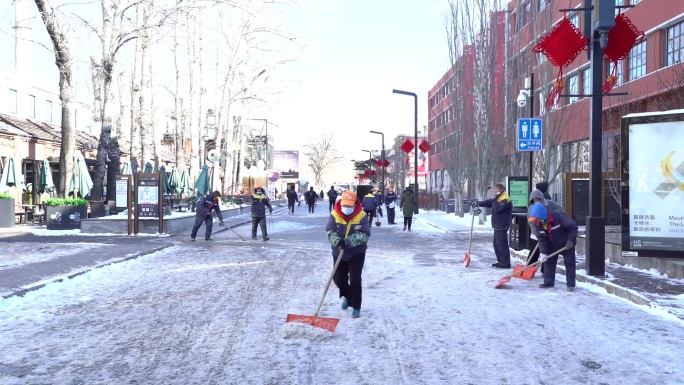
[{"x1": 138, "y1": 179, "x2": 160, "y2": 218}]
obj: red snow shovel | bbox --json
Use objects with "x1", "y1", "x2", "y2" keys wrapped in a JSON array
[
  {"x1": 464, "y1": 208, "x2": 478, "y2": 267},
  {"x1": 511, "y1": 243, "x2": 539, "y2": 280},
  {"x1": 495, "y1": 247, "x2": 568, "y2": 288},
  {"x1": 285, "y1": 249, "x2": 346, "y2": 333}
]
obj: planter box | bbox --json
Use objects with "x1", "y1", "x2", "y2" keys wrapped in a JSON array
[
  {"x1": 0, "y1": 198, "x2": 15, "y2": 228},
  {"x1": 46, "y1": 205, "x2": 88, "y2": 230}
]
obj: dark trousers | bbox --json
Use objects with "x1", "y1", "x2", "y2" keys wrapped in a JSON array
[
  {"x1": 403, "y1": 216, "x2": 413, "y2": 229},
  {"x1": 251, "y1": 216, "x2": 267, "y2": 239},
  {"x1": 387, "y1": 207, "x2": 395, "y2": 224},
  {"x1": 333, "y1": 253, "x2": 366, "y2": 311},
  {"x1": 526, "y1": 238, "x2": 544, "y2": 273},
  {"x1": 542, "y1": 248, "x2": 576, "y2": 287},
  {"x1": 191, "y1": 215, "x2": 213, "y2": 239},
  {"x1": 329, "y1": 200, "x2": 335, "y2": 212},
  {"x1": 493, "y1": 229, "x2": 511, "y2": 266},
  {"x1": 288, "y1": 201, "x2": 295, "y2": 213},
  {"x1": 307, "y1": 201, "x2": 315, "y2": 213},
  {"x1": 364, "y1": 210, "x2": 375, "y2": 223}
]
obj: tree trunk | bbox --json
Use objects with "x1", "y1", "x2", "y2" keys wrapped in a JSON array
[
  {"x1": 33, "y1": 0, "x2": 77, "y2": 199},
  {"x1": 129, "y1": 1, "x2": 144, "y2": 176}
]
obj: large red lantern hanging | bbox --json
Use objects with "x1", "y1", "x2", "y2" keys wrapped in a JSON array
[
  {"x1": 400, "y1": 139, "x2": 414, "y2": 153},
  {"x1": 383, "y1": 160, "x2": 390, "y2": 167},
  {"x1": 364, "y1": 170, "x2": 370, "y2": 176},
  {"x1": 602, "y1": 12, "x2": 645, "y2": 93},
  {"x1": 371, "y1": 170, "x2": 376, "y2": 176},
  {"x1": 419, "y1": 139, "x2": 431, "y2": 153},
  {"x1": 532, "y1": 14, "x2": 588, "y2": 107},
  {"x1": 376, "y1": 159, "x2": 383, "y2": 167}
]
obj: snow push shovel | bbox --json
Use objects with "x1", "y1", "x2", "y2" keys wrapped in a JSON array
[
  {"x1": 464, "y1": 207, "x2": 480, "y2": 267},
  {"x1": 285, "y1": 249, "x2": 345, "y2": 333},
  {"x1": 511, "y1": 243, "x2": 539, "y2": 280},
  {"x1": 494, "y1": 247, "x2": 568, "y2": 288}
]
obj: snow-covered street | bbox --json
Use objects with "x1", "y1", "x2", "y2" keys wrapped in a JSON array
[{"x1": 1, "y1": 210, "x2": 683, "y2": 384}]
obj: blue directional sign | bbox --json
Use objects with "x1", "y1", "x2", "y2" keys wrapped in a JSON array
[{"x1": 517, "y1": 118, "x2": 543, "y2": 151}]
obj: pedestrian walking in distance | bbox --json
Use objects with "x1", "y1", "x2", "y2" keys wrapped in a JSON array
[
  {"x1": 400, "y1": 186, "x2": 416, "y2": 231},
  {"x1": 250, "y1": 186, "x2": 273, "y2": 240},
  {"x1": 528, "y1": 202, "x2": 578, "y2": 291},
  {"x1": 385, "y1": 187, "x2": 397, "y2": 225},
  {"x1": 286, "y1": 186, "x2": 299, "y2": 214},
  {"x1": 361, "y1": 189, "x2": 378, "y2": 224},
  {"x1": 327, "y1": 186, "x2": 338, "y2": 212},
  {"x1": 320, "y1": 189, "x2": 325, "y2": 201},
  {"x1": 326, "y1": 190, "x2": 371, "y2": 318},
  {"x1": 304, "y1": 187, "x2": 317, "y2": 213},
  {"x1": 191, "y1": 191, "x2": 224, "y2": 241},
  {"x1": 472, "y1": 182, "x2": 512, "y2": 268}
]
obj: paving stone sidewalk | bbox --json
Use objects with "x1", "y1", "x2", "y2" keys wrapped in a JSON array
[{"x1": 417, "y1": 214, "x2": 684, "y2": 322}]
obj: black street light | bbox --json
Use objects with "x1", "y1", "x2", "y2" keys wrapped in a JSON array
[
  {"x1": 361, "y1": 149, "x2": 373, "y2": 181},
  {"x1": 369, "y1": 130, "x2": 385, "y2": 197},
  {"x1": 392, "y1": 89, "x2": 419, "y2": 214}
]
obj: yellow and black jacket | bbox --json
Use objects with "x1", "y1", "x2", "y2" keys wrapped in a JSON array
[{"x1": 326, "y1": 200, "x2": 371, "y2": 260}]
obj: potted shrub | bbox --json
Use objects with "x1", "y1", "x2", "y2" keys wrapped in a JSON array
[
  {"x1": 0, "y1": 193, "x2": 15, "y2": 228},
  {"x1": 184, "y1": 195, "x2": 198, "y2": 212},
  {"x1": 45, "y1": 197, "x2": 88, "y2": 230}
]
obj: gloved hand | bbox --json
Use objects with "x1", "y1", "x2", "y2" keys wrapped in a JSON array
[
  {"x1": 269, "y1": 207, "x2": 273, "y2": 214},
  {"x1": 337, "y1": 243, "x2": 346, "y2": 253},
  {"x1": 219, "y1": 220, "x2": 225, "y2": 227},
  {"x1": 530, "y1": 233, "x2": 537, "y2": 241},
  {"x1": 538, "y1": 253, "x2": 549, "y2": 263},
  {"x1": 298, "y1": 201, "x2": 301, "y2": 206},
  {"x1": 473, "y1": 208, "x2": 482, "y2": 215},
  {"x1": 565, "y1": 240, "x2": 574, "y2": 250},
  {"x1": 470, "y1": 201, "x2": 479, "y2": 209}
]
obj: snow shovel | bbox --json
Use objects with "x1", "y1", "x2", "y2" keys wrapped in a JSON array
[
  {"x1": 285, "y1": 248, "x2": 345, "y2": 333},
  {"x1": 495, "y1": 247, "x2": 567, "y2": 288},
  {"x1": 464, "y1": 207, "x2": 479, "y2": 267},
  {"x1": 511, "y1": 243, "x2": 539, "y2": 280}
]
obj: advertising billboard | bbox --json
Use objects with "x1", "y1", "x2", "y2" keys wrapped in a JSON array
[
  {"x1": 274, "y1": 150, "x2": 299, "y2": 179},
  {"x1": 622, "y1": 112, "x2": 684, "y2": 258}
]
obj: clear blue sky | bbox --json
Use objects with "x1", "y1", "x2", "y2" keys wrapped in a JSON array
[{"x1": 265, "y1": 0, "x2": 451, "y2": 165}]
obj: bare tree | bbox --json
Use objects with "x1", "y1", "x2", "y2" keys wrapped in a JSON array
[
  {"x1": 33, "y1": 0, "x2": 77, "y2": 198},
  {"x1": 304, "y1": 133, "x2": 343, "y2": 187},
  {"x1": 436, "y1": 0, "x2": 472, "y2": 213}
]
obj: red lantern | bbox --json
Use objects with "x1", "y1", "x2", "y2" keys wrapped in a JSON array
[
  {"x1": 383, "y1": 160, "x2": 390, "y2": 167},
  {"x1": 400, "y1": 139, "x2": 414, "y2": 153},
  {"x1": 531, "y1": 14, "x2": 588, "y2": 107},
  {"x1": 419, "y1": 139, "x2": 431, "y2": 153},
  {"x1": 364, "y1": 170, "x2": 370, "y2": 176},
  {"x1": 371, "y1": 170, "x2": 376, "y2": 176},
  {"x1": 602, "y1": 13, "x2": 645, "y2": 93},
  {"x1": 376, "y1": 159, "x2": 383, "y2": 167}
]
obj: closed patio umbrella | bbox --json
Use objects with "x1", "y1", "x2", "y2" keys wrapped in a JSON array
[
  {"x1": 144, "y1": 162, "x2": 153, "y2": 173},
  {"x1": 179, "y1": 169, "x2": 192, "y2": 196},
  {"x1": 159, "y1": 165, "x2": 170, "y2": 195},
  {"x1": 37, "y1": 159, "x2": 54, "y2": 194},
  {"x1": 68, "y1": 154, "x2": 93, "y2": 198},
  {"x1": 120, "y1": 160, "x2": 132, "y2": 176},
  {"x1": 168, "y1": 167, "x2": 180, "y2": 194},
  {"x1": 194, "y1": 165, "x2": 210, "y2": 195},
  {"x1": 0, "y1": 156, "x2": 25, "y2": 193}
]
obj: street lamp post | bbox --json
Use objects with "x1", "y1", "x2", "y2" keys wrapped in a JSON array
[
  {"x1": 369, "y1": 130, "x2": 385, "y2": 197},
  {"x1": 392, "y1": 89, "x2": 419, "y2": 214},
  {"x1": 249, "y1": 118, "x2": 278, "y2": 199},
  {"x1": 203, "y1": 109, "x2": 218, "y2": 192},
  {"x1": 361, "y1": 150, "x2": 372, "y2": 183}
]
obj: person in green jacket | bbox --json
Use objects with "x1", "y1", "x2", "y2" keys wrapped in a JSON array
[{"x1": 399, "y1": 186, "x2": 417, "y2": 231}]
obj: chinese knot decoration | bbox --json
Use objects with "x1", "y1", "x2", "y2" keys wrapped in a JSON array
[
  {"x1": 400, "y1": 139, "x2": 414, "y2": 153},
  {"x1": 532, "y1": 14, "x2": 588, "y2": 107},
  {"x1": 602, "y1": 12, "x2": 645, "y2": 93},
  {"x1": 418, "y1": 139, "x2": 431, "y2": 153},
  {"x1": 376, "y1": 159, "x2": 391, "y2": 168}
]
